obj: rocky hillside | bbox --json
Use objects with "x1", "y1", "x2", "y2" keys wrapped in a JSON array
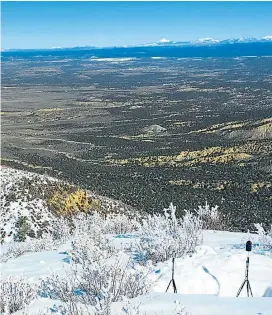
[{"x1": 0, "y1": 166, "x2": 137, "y2": 243}]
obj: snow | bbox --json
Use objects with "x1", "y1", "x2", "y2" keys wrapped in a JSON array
[
  {"x1": 158, "y1": 38, "x2": 171, "y2": 44},
  {"x1": 1, "y1": 167, "x2": 136, "y2": 244},
  {"x1": 151, "y1": 244, "x2": 272, "y2": 297},
  {"x1": 149, "y1": 231, "x2": 272, "y2": 298},
  {"x1": 194, "y1": 38, "x2": 220, "y2": 44},
  {"x1": 263, "y1": 36, "x2": 272, "y2": 41},
  {"x1": 114, "y1": 293, "x2": 272, "y2": 315},
  {"x1": 1, "y1": 249, "x2": 70, "y2": 280},
  {"x1": 14, "y1": 293, "x2": 272, "y2": 315},
  {"x1": 0, "y1": 167, "x2": 59, "y2": 243},
  {"x1": 1, "y1": 173, "x2": 271, "y2": 315},
  {"x1": 3, "y1": 230, "x2": 272, "y2": 314}
]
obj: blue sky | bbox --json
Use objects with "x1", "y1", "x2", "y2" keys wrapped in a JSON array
[{"x1": 2, "y1": 1, "x2": 272, "y2": 49}]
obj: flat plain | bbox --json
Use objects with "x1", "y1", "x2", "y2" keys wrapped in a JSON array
[{"x1": 1, "y1": 53, "x2": 271, "y2": 230}]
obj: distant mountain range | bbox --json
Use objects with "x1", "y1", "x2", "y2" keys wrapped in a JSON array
[
  {"x1": 2, "y1": 36, "x2": 272, "y2": 52},
  {"x1": 2, "y1": 37, "x2": 272, "y2": 59},
  {"x1": 144, "y1": 36, "x2": 272, "y2": 47}
]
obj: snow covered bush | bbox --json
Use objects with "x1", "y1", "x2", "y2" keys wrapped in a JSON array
[
  {"x1": 103, "y1": 213, "x2": 141, "y2": 234},
  {"x1": 43, "y1": 256, "x2": 152, "y2": 313},
  {"x1": 68, "y1": 211, "x2": 140, "y2": 266},
  {"x1": 181, "y1": 211, "x2": 204, "y2": 253},
  {"x1": 254, "y1": 223, "x2": 272, "y2": 248},
  {"x1": 0, "y1": 276, "x2": 39, "y2": 314},
  {"x1": 71, "y1": 213, "x2": 117, "y2": 258},
  {"x1": 72, "y1": 212, "x2": 141, "y2": 236},
  {"x1": 41, "y1": 222, "x2": 152, "y2": 314},
  {"x1": 71, "y1": 229, "x2": 117, "y2": 266},
  {"x1": 174, "y1": 300, "x2": 192, "y2": 315},
  {"x1": 136, "y1": 203, "x2": 203, "y2": 264},
  {"x1": 194, "y1": 202, "x2": 229, "y2": 230},
  {"x1": 0, "y1": 226, "x2": 70, "y2": 263}
]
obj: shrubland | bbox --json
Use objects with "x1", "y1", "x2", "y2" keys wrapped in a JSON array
[
  {"x1": 2, "y1": 197, "x2": 271, "y2": 314},
  {"x1": 0, "y1": 201, "x2": 232, "y2": 314}
]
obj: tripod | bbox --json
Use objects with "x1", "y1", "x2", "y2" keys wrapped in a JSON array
[
  {"x1": 236, "y1": 253, "x2": 253, "y2": 297},
  {"x1": 166, "y1": 257, "x2": 177, "y2": 293}
]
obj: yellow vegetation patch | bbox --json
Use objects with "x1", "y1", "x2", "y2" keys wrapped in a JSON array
[
  {"x1": 172, "y1": 121, "x2": 188, "y2": 126},
  {"x1": 187, "y1": 118, "x2": 272, "y2": 136},
  {"x1": 1, "y1": 158, "x2": 53, "y2": 171},
  {"x1": 176, "y1": 147, "x2": 251, "y2": 165},
  {"x1": 260, "y1": 118, "x2": 272, "y2": 123},
  {"x1": 255, "y1": 121, "x2": 272, "y2": 133},
  {"x1": 188, "y1": 121, "x2": 249, "y2": 135},
  {"x1": 0, "y1": 111, "x2": 22, "y2": 116},
  {"x1": 182, "y1": 153, "x2": 251, "y2": 166},
  {"x1": 108, "y1": 143, "x2": 255, "y2": 167},
  {"x1": 48, "y1": 188, "x2": 100, "y2": 216},
  {"x1": 251, "y1": 182, "x2": 271, "y2": 193}
]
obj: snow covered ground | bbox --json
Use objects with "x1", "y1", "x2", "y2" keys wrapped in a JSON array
[
  {"x1": 152, "y1": 231, "x2": 272, "y2": 297},
  {"x1": 12, "y1": 293, "x2": 272, "y2": 315},
  {"x1": 2, "y1": 230, "x2": 272, "y2": 315}
]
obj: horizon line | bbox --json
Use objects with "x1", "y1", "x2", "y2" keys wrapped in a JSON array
[{"x1": 2, "y1": 35, "x2": 272, "y2": 52}]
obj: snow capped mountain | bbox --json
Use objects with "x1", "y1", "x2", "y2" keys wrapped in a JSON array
[
  {"x1": 220, "y1": 36, "x2": 272, "y2": 44},
  {"x1": 140, "y1": 36, "x2": 272, "y2": 48},
  {"x1": 3, "y1": 36, "x2": 272, "y2": 53},
  {"x1": 158, "y1": 37, "x2": 171, "y2": 44},
  {"x1": 143, "y1": 38, "x2": 176, "y2": 47},
  {"x1": 263, "y1": 35, "x2": 272, "y2": 40},
  {"x1": 193, "y1": 37, "x2": 220, "y2": 44}
]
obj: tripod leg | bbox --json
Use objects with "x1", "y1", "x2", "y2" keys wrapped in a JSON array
[
  {"x1": 247, "y1": 281, "x2": 253, "y2": 297},
  {"x1": 236, "y1": 280, "x2": 246, "y2": 297},
  {"x1": 166, "y1": 280, "x2": 172, "y2": 292},
  {"x1": 173, "y1": 279, "x2": 177, "y2": 293}
]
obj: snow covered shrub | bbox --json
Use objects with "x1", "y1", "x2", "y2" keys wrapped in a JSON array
[
  {"x1": 77, "y1": 255, "x2": 152, "y2": 301},
  {"x1": 71, "y1": 230, "x2": 117, "y2": 266},
  {"x1": 181, "y1": 211, "x2": 203, "y2": 254},
  {"x1": 136, "y1": 203, "x2": 203, "y2": 264},
  {"x1": 43, "y1": 253, "x2": 152, "y2": 314},
  {"x1": 0, "y1": 227, "x2": 70, "y2": 263},
  {"x1": 72, "y1": 212, "x2": 103, "y2": 234},
  {"x1": 51, "y1": 217, "x2": 72, "y2": 242},
  {"x1": 22, "y1": 303, "x2": 93, "y2": 315},
  {"x1": 13, "y1": 216, "x2": 32, "y2": 242},
  {"x1": 71, "y1": 230, "x2": 152, "y2": 302},
  {"x1": 103, "y1": 213, "x2": 141, "y2": 234},
  {"x1": 174, "y1": 300, "x2": 192, "y2": 315},
  {"x1": 42, "y1": 222, "x2": 152, "y2": 314},
  {"x1": 0, "y1": 276, "x2": 39, "y2": 314},
  {"x1": 194, "y1": 202, "x2": 229, "y2": 230},
  {"x1": 72, "y1": 211, "x2": 141, "y2": 236},
  {"x1": 254, "y1": 223, "x2": 272, "y2": 248},
  {"x1": 71, "y1": 213, "x2": 117, "y2": 256}
]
